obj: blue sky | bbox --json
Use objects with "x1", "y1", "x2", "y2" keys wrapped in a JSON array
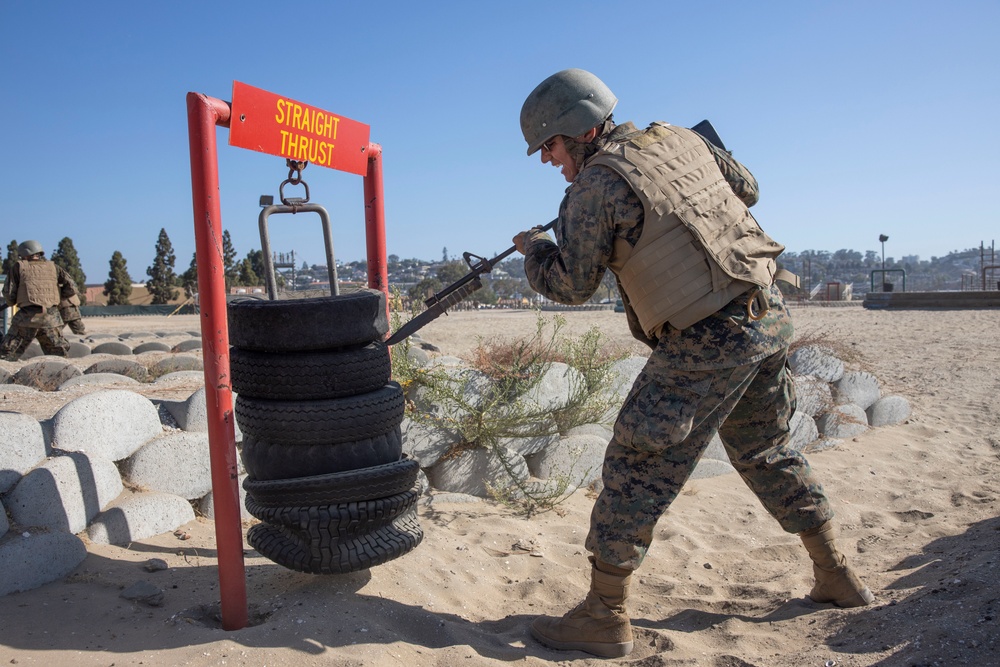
[{"x1": 1, "y1": 1, "x2": 997, "y2": 284}]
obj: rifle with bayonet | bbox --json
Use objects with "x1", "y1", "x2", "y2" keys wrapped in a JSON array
[
  {"x1": 385, "y1": 219, "x2": 556, "y2": 345},
  {"x1": 385, "y1": 120, "x2": 739, "y2": 346}
]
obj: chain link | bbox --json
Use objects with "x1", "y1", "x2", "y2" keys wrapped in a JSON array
[{"x1": 279, "y1": 159, "x2": 310, "y2": 206}]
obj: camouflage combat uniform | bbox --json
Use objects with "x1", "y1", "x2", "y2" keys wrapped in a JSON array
[
  {"x1": 1, "y1": 259, "x2": 72, "y2": 360},
  {"x1": 59, "y1": 294, "x2": 87, "y2": 336},
  {"x1": 522, "y1": 122, "x2": 833, "y2": 570},
  {"x1": 60, "y1": 304, "x2": 87, "y2": 335}
]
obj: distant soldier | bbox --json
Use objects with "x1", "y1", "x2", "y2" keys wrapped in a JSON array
[
  {"x1": 0, "y1": 240, "x2": 72, "y2": 360},
  {"x1": 59, "y1": 292, "x2": 87, "y2": 336}
]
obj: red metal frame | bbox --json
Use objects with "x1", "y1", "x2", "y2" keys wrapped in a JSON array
[{"x1": 186, "y1": 91, "x2": 388, "y2": 631}]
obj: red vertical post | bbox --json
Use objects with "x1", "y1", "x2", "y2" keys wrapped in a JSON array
[
  {"x1": 186, "y1": 92, "x2": 248, "y2": 631},
  {"x1": 363, "y1": 143, "x2": 389, "y2": 315}
]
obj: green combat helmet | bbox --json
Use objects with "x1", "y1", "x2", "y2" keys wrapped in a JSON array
[
  {"x1": 520, "y1": 68, "x2": 618, "y2": 156},
  {"x1": 17, "y1": 240, "x2": 44, "y2": 258}
]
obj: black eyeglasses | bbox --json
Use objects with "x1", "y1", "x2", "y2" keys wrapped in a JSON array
[{"x1": 542, "y1": 137, "x2": 559, "y2": 153}]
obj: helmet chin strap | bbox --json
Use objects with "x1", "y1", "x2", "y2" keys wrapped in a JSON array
[{"x1": 563, "y1": 117, "x2": 616, "y2": 174}]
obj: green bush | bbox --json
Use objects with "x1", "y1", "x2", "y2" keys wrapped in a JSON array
[{"x1": 390, "y1": 310, "x2": 629, "y2": 514}]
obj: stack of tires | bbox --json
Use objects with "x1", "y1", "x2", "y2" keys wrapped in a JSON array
[{"x1": 227, "y1": 289, "x2": 422, "y2": 574}]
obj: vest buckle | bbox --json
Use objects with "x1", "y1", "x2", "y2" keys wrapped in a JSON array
[{"x1": 746, "y1": 287, "x2": 769, "y2": 321}]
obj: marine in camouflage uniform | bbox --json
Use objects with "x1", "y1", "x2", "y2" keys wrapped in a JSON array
[
  {"x1": 521, "y1": 126, "x2": 831, "y2": 569},
  {"x1": 1, "y1": 243, "x2": 72, "y2": 360},
  {"x1": 59, "y1": 294, "x2": 87, "y2": 336},
  {"x1": 515, "y1": 69, "x2": 873, "y2": 659}
]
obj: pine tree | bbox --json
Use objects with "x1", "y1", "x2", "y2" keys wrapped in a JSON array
[
  {"x1": 103, "y1": 251, "x2": 133, "y2": 305},
  {"x1": 238, "y1": 257, "x2": 259, "y2": 286},
  {"x1": 246, "y1": 249, "x2": 265, "y2": 283},
  {"x1": 181, "y1": 252, "x2": 198, "y2": 299},
  {"x1": 146, "y1": 228, "x2": 179, "y2": 304},
  {"x1": 50, "y1": 237, "x2": 88, "y2": 305},
  {"x1": 3, "y1": 240, "x2": 18, "y2": 275},
  {"x1": 223, "y1": 230, "x2": 238, "y2": 288}
]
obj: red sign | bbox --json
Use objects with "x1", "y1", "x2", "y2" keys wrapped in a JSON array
[{"x1": 229, "y1": 81, "x2": 371, "y2": 176}]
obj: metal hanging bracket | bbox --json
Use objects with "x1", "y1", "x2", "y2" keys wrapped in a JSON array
[
  {"x1": 259, "y1": 159, "x2": 338, "y2": 300},
  {"x1": 279, "y1": 159, "x2": 311, "y2": 208}
]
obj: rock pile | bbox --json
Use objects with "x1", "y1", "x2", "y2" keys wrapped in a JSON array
[
  {"x1": 400, "y1": 341, "x2": 912, "y2": 500},
  {"x1": 0, "y1": 338, "x2": 909, "y2": 597}
]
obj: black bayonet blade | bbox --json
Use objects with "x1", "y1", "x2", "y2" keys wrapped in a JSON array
[{"x1": 385, "y1": 307, "x2": 446, "y2": 346}]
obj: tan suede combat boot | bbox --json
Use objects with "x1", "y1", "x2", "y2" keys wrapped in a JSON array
[
  {"x1": 530, "y1": 558, "x2": 634, "y2": 658},
  {"x1": 800, "y1": 521, "x2": 875, "y2": 607}
]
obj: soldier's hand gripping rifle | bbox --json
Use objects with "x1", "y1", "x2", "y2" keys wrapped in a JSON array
[{"x1": 385, "y1": 219, "x2": 556, "y2": 346}]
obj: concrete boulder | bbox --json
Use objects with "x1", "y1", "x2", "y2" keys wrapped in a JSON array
[
  {"x1": 405, "y1": 345, "x2": 431, "y2": 367},
  {"x1": 84, "y1": 358, "x2": 150, "y2": 382},
  {"x1": 6, "y1": 451, "x2": 123, "y2": 534},
  {"x1": 132, "y1": 341, "x2": 172, "y2": 354},
  {"x1": 86, "y1": 490, "x2": 197, "y2": 545},
  {"x1": 867, "y1": 395, "x2": 912, "y2": 427},
  {"x1": 67, "y1": 342, "x2": 92, "y2": 358},
  {"x1": 691, "y1": 458, "x2": 738, "y2": 479},
  {"x1": 793, "y1": 375, "x2": 833, "y2": 417},
  {"x1": 410, "y1": 367, "x2": 495, "y2": 419},
  {"x1": 523, "y1": 362, "x2": 584, "y2": 411},
  {"x1": 565, "y1": 423, "x2": 613, "y2": 444},
  {"x1": 154, "y1": 370, "x2": 205, "y2": 384},
  {"x1": 59, "y1": 373, "x2": 141, "y2": 390},
  {"x1": 119, "y1": 332, "x2": 157, "y2": 340},
  {"x1": 150, "y1": 355, "x2": 202, "y2": 378},
  {"x1": 198, "y1": 473, "x2": 253, "y2": 521},
  {"x1": 119, "y1": 432, "x2": 213, "y2": 500},
  {"x1": 608, "y1": 356, "x2": 646, "y2": 398},
  {"x1": 401, "y1": 417, "x2": 462, "y2": 468},
  {"x1": 833, "y1": 371, "x2": 882, "y2": 410},
  {"x1": 691, "y1": 433, "x2": 736, "y2": 479},
  {"x1": 0, "y1": 531, "x2": 87, "y2": 596},
  {"x1": 817, "y1": 403, "x2": 870, "y2": 438},
  {"x1": 11, "y1": 360, "x2": 82, "y2": 391},
  {"x1": 0, "y1": 411, "x2": 48, "y2": 493},
  {"x1": 171, "y1": 339, "x2": 203, "y2": 353},
  {"x1": 525, "y1": 433, "x2": 607, "y2": 490},
  {"x1": 788, "y1": 346, "x2": 845, "y2": 382},
  {"x1": 91, "y1": 341, "x2": 133, "y2": 356},
  {"x1": 49, "y1": 390, "x2": 163, "y2": 460},
  {"x1": 495, "y1": 402, "x2": 561, "y2": 456},
  {"x1": 426, "y1": 355, "x2": 463, "y2": 368},
  {"x1": 19, "y1": 341, "x2": 44, "y2": 359},
  {"x1": 160, "y1": 387, "x2": 241, "y2": 439},
  {"x1": 788, "y1": 410, "x2": 820, "y2": 451},
  {"x1": 427, "y1": 445, "x2": 529, "y2": 497},
  {"x1": 83, "y1": 333, "x2": 119, "y2": 342}
]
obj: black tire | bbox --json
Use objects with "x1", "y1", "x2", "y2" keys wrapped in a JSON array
[
  {"x1": 243, "y1": 457, "x2": 420, "y2": 506},
  {"x1": 239, "y1": 425, "x2": 403, "y2": 481},
  {"x1": 229, "y1": 342, "x2": 390, "y2": 401},
  {"x1": 247, "y1": 507, "x2": 423, "y2": 574},
  {"x1": 244, "y1": 484, "x2": 419, "y2": 528},
  {"x1": 235, "y1": 382, "x2": 404, "y2": 446},
  {"x1": 227, "y1": 289, "x2": 388, "y2": 352}
]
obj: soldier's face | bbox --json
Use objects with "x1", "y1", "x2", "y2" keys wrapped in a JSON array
[{"x1": 540, "y1": 135, "x2": 579, "y2": 183}]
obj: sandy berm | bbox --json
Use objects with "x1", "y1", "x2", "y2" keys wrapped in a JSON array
[{"x1": 0, "y1": 304, "x2": 997, "y2": 666}]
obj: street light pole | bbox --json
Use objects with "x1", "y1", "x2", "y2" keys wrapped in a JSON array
[{"x1": 879, "y1": 234, "x2": 889, "y2": 291}]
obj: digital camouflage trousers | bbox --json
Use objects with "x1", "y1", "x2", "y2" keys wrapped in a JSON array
[
  {"x1": 0, "y1": 323, "x2": 69, "y2": 360},
  {"x1": 587, "y1": 346, "x2": 833, "y2": 570}
]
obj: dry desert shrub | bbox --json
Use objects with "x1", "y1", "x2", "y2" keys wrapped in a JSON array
[{"x1": 390, "y1": 310, "x2": 629, "y2": 514}]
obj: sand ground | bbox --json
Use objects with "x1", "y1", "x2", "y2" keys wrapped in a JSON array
[{"x1": 0, "y1": 304, "x2": 998, "y2": 666}]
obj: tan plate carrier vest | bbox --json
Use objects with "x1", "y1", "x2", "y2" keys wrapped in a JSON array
[
  {"x1": 16, "y1": 260, "x2": 61, "y2": 309},
  {"x1": 590, "y1": 122, "x2": 790, "y2": 333}
]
